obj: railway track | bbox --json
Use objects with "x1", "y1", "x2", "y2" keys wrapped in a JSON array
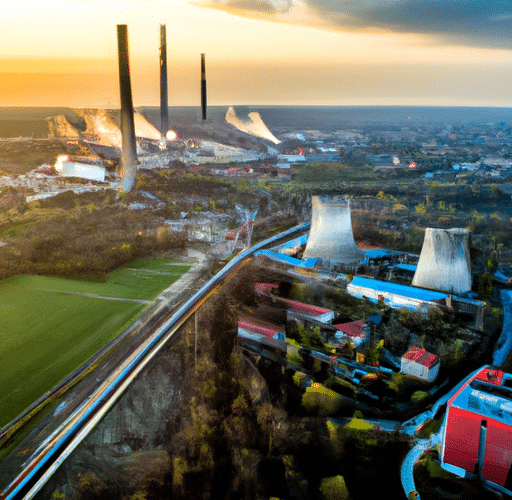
[{"x1": 0, "y1": 223, "x2": 309, "y2": 500}]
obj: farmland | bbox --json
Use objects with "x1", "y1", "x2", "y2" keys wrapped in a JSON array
[{"x1": 0, "y1": 258, "x2": 191, "y2": 427}]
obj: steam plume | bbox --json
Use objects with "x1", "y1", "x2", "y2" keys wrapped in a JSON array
[{"x1": 225, "y1": 106, "x2": 280, "y2": 144}]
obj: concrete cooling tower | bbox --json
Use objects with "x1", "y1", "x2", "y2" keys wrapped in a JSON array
[
  {"x1": 303, "y1": 196, "x2": 365, "y2": 265},
  {"x1": 412, "y1": 228, "x2": 471, "y2": 295}
]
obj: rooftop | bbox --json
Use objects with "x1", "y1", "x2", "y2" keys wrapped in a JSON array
[
  {"x1": 334, "y1": 320, "x2": 365, "y2": 338},
  {"x1": 348, "y1": 276, "x2": 449, "y2": 302},
  {"x1": 402, "y1": 346, "x2": 439, "y2": 368},
  {"x1": 238, "y1": 318, "x2": 283, "y2": 338},
  {"x1": 448, "y1": 366, "x2": 512, "y2": 427}
]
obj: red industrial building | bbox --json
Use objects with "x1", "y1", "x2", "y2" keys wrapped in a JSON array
[{"x1": 441, "y1": 366, "x2": 512, "y2": 496}]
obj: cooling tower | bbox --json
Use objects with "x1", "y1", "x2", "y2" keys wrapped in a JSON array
[
  {"x1": 117, "y1": 24, "x2": 137, "y2": 192},
  {"x1": 412, "y1": 228, "x2": 471, "y2": 295},
  {"x1": 159, "y1": 24, "x2": 169, "y2": 136},
  {"x1": 201, "y1": 53, "x2": 207, "y2": 121},
  {"x1": 303, "y1": 196, "x2": 365, "y2": 265}
]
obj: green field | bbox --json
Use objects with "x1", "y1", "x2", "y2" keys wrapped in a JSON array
[{"x1": 0, "y1": 258, "x2": 192, "y2": 427}]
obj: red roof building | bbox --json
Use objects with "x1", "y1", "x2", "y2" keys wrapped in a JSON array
[
  {"x1": 237, "y1": 318, "x2": 287, "y2": 358},
  {"x1": 281, "y1": 298, "x2": 335, "y2": 324},
  {"x1": 441, "y1": 366, "x2": 512, "y2": 496},
  {"x1": 333, "y1": 320, "x2": 366, "y2": 338},
  {"x1": 400, "y1": 346, "x2": 440, "y2": 382},
  {"x1": 254, "y1": 283, "x2": 335, "y2": 324},
  {"x1": 237, "y1": 318, "x2": 283, "y2": 338}
]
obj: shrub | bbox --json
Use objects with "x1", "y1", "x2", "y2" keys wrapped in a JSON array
[
  {"x1": 411, "y1": 391, "x2": 428, "y2": 403},
  {"x1": 320, "y1": 475, "x2": 352, "y2": 500},
  {"x1": 301, "y1": 383, "x2": 344, "y2": 416},
  {"x1": 323, "y1": 376, "x2": 356, "y2": 398}
]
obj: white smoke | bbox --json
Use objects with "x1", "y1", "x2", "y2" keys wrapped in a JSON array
[
  {"x1": 134, "y1": 112, "x2": 162, "y2": 140},
  {"x1": 69, "y1": 109, "x2": 162, "y2": 147},
  {"x1": 74, "y1": 108, "x2": 122, "y2": 148},
  {"x1": 225, "y1": 107, "x2": 280, "y2": 144}
]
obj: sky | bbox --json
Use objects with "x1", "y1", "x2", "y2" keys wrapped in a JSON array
[{"x1": 1, "y1": 0, "x2": 512, "y2": 108}]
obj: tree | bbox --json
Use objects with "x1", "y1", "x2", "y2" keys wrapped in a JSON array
[
  {"x1": 209, "y1": 298, "x2": 237, "y2": 369},
  {"x1": 256, "y1": 403, "x2": 285, "y2": 457}
]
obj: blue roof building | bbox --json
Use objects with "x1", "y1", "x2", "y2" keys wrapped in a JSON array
[{"x1": 347, "y1": 276, "x2": 449, "y2": 311}]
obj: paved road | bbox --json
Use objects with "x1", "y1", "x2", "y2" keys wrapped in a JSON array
[
  {"x1": 399, "y1": 366, "x2": 485, "y2": 499},
  {"x1": 400, "y1": 428, "x2": 443, "y2": 500}
]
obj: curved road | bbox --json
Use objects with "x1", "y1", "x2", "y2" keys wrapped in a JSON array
[
  {"x1": 399, "y1": 365, "x2": 487, "y2": 499},
  {"x1": 0, "y1": 223, "x2": 310, "y2": 500}
]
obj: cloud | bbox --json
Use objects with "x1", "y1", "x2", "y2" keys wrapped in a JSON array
[
  {"x1": 193, "y1": 0, "x2": 512, "y2": 49},
  {"x1": 189, "y1": 0, "x2": 338, "y2": 29},
  {"x1": 350, "y1": 0, "x2": 512, "y2": 49}
]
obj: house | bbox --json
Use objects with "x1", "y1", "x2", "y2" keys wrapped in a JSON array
[
  {"x1": 441, "y1": 366, "x2": 512, "y2": 497},
  {"x1": 254, "y1": 283, "x2": 335, "y2": 337},
  {"x1": 281, "y1": 298, "x2": 334, "y2": 325},
  {"x1": 333, "y1": 320, "x2": 367, "y2": 347},
  {"x1": 400, "y1": 346, "x2": 440, "y2": 382},
  {"x1": 237, "y1": 318, "x2": 287, "y2": 360}
]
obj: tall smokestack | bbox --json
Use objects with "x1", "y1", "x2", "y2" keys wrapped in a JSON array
[
  {"x1": 117, "y1": 24, "x2": 137, "y2": 192},
  {"x1": 201, "y1": 53, "x2": 207, "y2": 121},
  {"x1": 159, "y1": 24, "x2": 169, "y2": 137}
]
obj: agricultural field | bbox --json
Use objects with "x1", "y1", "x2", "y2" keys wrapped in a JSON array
[{"x1": 0, "y1": 258, "x2": 192, "y2": 427}]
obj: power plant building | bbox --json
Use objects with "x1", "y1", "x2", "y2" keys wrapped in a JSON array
[
  {"x1": 441, "y1": 366, "x2": 512, "y2": 496},
  {"x1": 412, "y1": 228, "x2": 472, "y2": 295},
  {"x1": 303, "y1": 196, "x2": 365, "y2": 266}
]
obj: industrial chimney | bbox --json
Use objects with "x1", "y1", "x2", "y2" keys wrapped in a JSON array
[
  {"x1": 159, "y1": 24, "x2": 169, "y2": 137},
  {"x1": 201, "y1": 53, "x2": 207, "y2": 121},
  {"x1": 412, "y1": 228, "x2": 472, "y2": 295},
  {"x1": 303, "y1": 195, "x2": 365, "y2": 266},
  {"x1": 117, "y1": 24, "x2": 137, "y2": 192}
]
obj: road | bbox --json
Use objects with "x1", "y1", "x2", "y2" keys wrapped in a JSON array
[
  {"x1": 0, "y1": 223, "x2": 310, "y2": 500},
  {"x1": 399, "y1": 365, "x2": 486, "y2": 499}
]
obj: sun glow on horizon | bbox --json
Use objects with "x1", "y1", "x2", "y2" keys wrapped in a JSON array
[{"x1": 0, "y1": 0, "x2": 511, "y2": 108}]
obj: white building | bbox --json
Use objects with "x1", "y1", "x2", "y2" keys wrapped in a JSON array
[
  {"x1": 54, "y1": 156, "x2": 106, "y2": 182},
  {"x1": 400, "y1": 346, "x2": 440, "y2": 382},
  {"x1": 277, "y1": 154, "x2": 306, "y2": 163}
]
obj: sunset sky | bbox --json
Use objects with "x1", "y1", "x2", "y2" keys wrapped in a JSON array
[{"x1": 1, "y1": 0, "x2": 512, "y2": 107}]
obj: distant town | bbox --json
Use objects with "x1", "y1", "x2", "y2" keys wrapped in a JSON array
[{"x1": 1, "y1": 105, "x2": 512, "y2": 500}]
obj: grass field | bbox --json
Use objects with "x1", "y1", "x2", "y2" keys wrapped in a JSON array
[{"x1": 0, "y1": 258, "x2": 192, "y2": 427}]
